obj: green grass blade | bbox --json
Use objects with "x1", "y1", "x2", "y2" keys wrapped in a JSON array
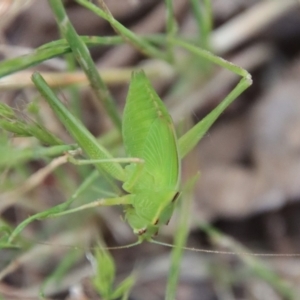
[
  {"x1": 165, "y1": 0, "x2": 178, "y2": 37},
  {"x1": 40, "y1": 249, "x2": 82, "y2": 298},
  {"x1": 0, "y1": 36, "x2": 123, "y2": 79},
  {"x1": 165, "y1": 0, "x2": 178, "y2": 62},
  {"x1": 65, "y1": 51, "x2": 82, "y2": 119},
  {"x1": 0, "y1": 46, "x2": 67, "y2": 79},
  {"x1": 0, "y1": 119, "x2": 30, "y2": 137},
  {"x1": 48, "y1": 0, "x2": 122, "y2": 131},
  {"x1": 26, "y1": 122, "x2": 64, "y2": 146},
  {"x1": 76, "y1": 0, "x2": 169, "y2": 62},
  {"x1": 90, "y1": 246, "x2": 135, "y2": 300},
  {"x1": 112, "y1": 274, "x2": 136, "y2": 300},
  {"x1": 32, "y1": 72, "x2": 126, "y2": 182},
  {"x1": 0, "y1": 35, "x2": 164, "y2": 79},
  {"x1": 189, "y1": 0, "x2": 212, "y2": 48},
  {"x1": 39, "y1": 36, "x2": 123, "y2": 51},
  {"x1": 92, "y1": 248, "x2": 116, "y2": 298},
  {"x1": 0, "y1": 119, "x2": 63, "y2": 145},
  {"x1": 0, "y1": 103, "x2": 14, "y2": 118},
  {"x1": 165, "y1": 174, "x2": 199, "y2": 300},
  {"x1": 0, "y1": 144, "x2": 76, "y2": 167},
  {"x1": 0, "y1": 103, "x2": 63, "y2": 145}
]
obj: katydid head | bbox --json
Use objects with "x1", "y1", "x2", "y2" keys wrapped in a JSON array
[{"x1": 123, "y1": 190, "x2": 179, "y2": 242}]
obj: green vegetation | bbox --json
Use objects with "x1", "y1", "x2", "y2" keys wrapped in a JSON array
[{"x1": 0, "y1": 1, "x2": 294, "y2": 299}]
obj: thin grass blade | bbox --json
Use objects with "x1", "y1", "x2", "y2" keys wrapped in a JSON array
[
  {"x1": 165, "y1": 173, "x2": 199, "y2": 300},
  {"x1": 189, "y1": 0, "x2": 212, "y2": 48},
  {"x1": 0, "y1": 35, "x2": 164, "y2": 79},
  {"x1": 165, "y1": 0, "x2": 178, "y2": 62},
  {"x1": 32, "y1": 72, "x2": 126, "y2": 182},
  {"x1": 48, "y1": 0, "x2": 122, "y2": 131},
  {"x1": 76, "y1": 0, "x2": 169, "y2": 62}
]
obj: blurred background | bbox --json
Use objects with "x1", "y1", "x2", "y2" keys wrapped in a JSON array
[{"x1": 1, "y1": 0, "x2": 300, "y2": 299}]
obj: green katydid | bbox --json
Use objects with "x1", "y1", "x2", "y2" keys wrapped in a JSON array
[
  {"x1": 29, "y1": 70, "x2": 181, "y2": 243},
  {"x1": 3, "y1": 0, "x2": 251, "y2": 247},
  {"x1": 16, "y1": 58, "x2": 251, "y2": 247}
]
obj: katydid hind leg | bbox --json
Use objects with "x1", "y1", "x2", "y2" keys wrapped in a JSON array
[
  {"x1": 178, "y1": 76, "x2": 252, "y2": 158},
  {"x1": 170, "y1": 38, "x2": 252, "y2": 159}
]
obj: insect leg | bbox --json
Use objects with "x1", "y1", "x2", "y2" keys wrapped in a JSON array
[{"x1": 49, "y1": 194, "x2": 133, "y2": 218}]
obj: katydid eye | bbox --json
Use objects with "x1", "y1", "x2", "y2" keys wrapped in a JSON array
[{"x1": 172, "y1": 192, "x2": 180, "y2": 203}]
